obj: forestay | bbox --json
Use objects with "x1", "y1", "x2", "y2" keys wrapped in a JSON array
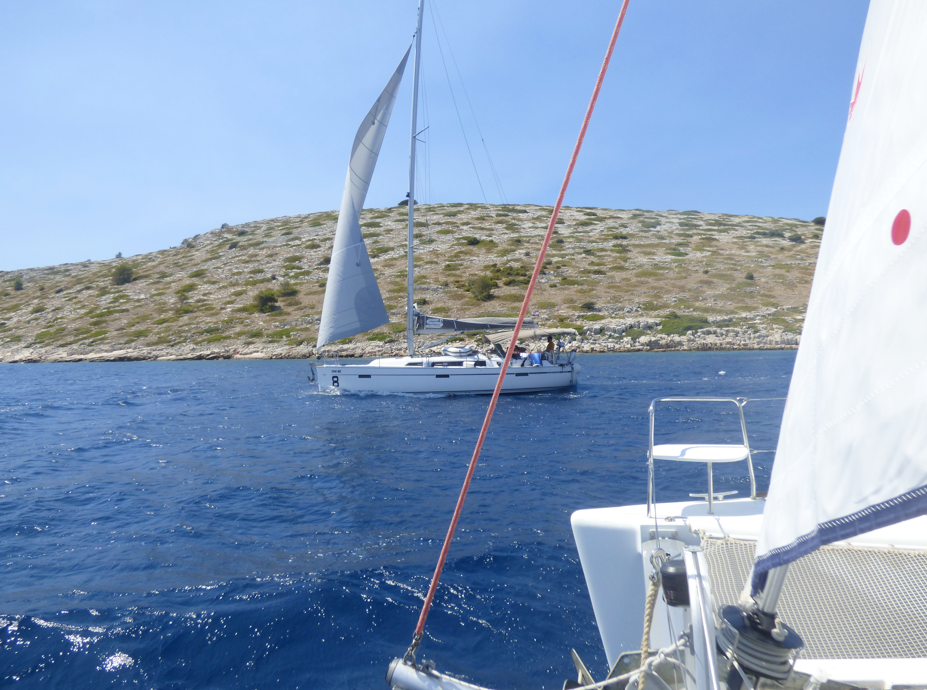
[
  {"x1": 754, "y1": 0, "x2": 927, "y2": 589},
  {"x1": 317, "y1": 47, "x2": 411, "y2": 348}
]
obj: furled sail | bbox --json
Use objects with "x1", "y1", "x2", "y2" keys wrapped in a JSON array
[
  {"x1": 753, "y1": 0, "x2": 927, "y2": 590},
  {"x1": 412, "y1": 307, "x2": 538, "y2": 334},
  {"x1": 317, "y1": 46, "x2": 411, "y2": 348}
]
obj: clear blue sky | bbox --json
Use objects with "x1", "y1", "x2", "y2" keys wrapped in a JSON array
[{"x1": 0, "y1": 1, "x2": 870, "y2": 272}]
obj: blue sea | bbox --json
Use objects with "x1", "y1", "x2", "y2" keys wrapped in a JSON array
[{"x1": 0, "y1": 351, "x2": 794, "y2": 689}]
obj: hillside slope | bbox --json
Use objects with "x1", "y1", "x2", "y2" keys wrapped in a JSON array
[{"x1": 0, "y1": 204, "x2": 821, "y2": 362}]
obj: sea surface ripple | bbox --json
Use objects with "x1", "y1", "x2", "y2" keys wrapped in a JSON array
[{"x1": 0, "y1": 351, "x2": 794, "y2": 688}]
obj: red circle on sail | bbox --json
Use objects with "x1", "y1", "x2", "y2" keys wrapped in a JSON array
[{"x1": 892, "y1": 209, "x2": 911, "y2": 245}]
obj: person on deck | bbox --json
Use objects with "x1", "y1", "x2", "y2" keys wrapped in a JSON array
[{"x1": 544, "y1": 335, "x2": 555, "y2": 362}]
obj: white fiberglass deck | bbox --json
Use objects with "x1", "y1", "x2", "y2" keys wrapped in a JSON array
[{"x1": 572, "y1": 498, "x2": 927, "y2": 687}]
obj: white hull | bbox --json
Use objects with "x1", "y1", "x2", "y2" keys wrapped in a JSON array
[
  {"x1": 311, "y1": 361, "x2": 580, "y2": 394},
  {"x1": 309, "y1": 354, "x2": 580, "y2": 394}
]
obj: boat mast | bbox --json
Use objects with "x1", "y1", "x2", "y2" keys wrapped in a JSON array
[{"x1": 406, "y1": 0, "x2": 424, "y2": 357}]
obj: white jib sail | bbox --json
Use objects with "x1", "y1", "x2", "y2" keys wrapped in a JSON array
[
  {"x1": 317, "y1": 46, "x2": 412, "y2": 348},
  {"x1": 753, "y1": 0, "x2": 927, "y2": 589}
]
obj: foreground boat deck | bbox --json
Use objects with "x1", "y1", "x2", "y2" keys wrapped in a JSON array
[{"x1": 572, "y1": 498, "x2": 927, "y2": 687}]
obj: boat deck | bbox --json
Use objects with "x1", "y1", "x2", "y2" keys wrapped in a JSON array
[{"x1": 572, "y1": 498, "x2": 927, "y2": 687}]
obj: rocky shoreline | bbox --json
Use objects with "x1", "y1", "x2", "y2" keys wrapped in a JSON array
[{"x1": 0, "y1": 321, "x2": 798, "y2": 363}]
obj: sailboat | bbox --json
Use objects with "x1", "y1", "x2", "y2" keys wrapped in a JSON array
[
  {"x1": 309, "y1": 0, "x2": 580, "y2": 395},
  {"x1": 385, "y1": 1, "x2": 927, "y2": 688}
]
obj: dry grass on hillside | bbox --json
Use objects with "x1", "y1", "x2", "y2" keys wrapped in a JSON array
[{"x1": 0, "y1": 204, "x2": 821, "y2": 353}]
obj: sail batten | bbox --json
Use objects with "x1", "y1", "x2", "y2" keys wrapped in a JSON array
[
  {"x1": 317, "y1": 46, "x2": 412, "y2": 349},
  {"x1": 753, "y1": 0, "x2": 927, "y2": 591}
]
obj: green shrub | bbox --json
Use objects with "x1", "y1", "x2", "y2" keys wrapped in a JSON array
[
  {"x1": 581, "y1": 313, "x2": 606, "y2": 321},
  {"x1": 112, "y1": 264, "x2": 133, "y2": 285},
  {"x1": 580, "y1": 301, "x2": 596, "y2": 311},
  {"x1": 753, "y1": 229, "x2": 785, "y2": 238},
  {"x1": 175, "y1": 283, "x2": 197, "y2": 301},
  {"x1": 788, "y1": 234, "x2": 804, "y2": 243},
  {"x1": 276, "y1": 281, "x2": 298, "y2": 298},
  {"x1": 319, "y1": 256, "x2": 331, "y2": 265},
  {"x1": 659, "y1": 314, "x2": 709, "y2": 335},
  {"x1": 487, "y1": 263, "x2": 530, "y2": 286},
  {"x1": 467, "y1": 276, "x2": 496, "y2": 301},
  {"x1": 188, "y1": 268, "x2": 207, "y2": 278},
  {"x1": 227, "y1": 241, "x2": 239, "y2": 250},
  {"x1": 366, "y1": 333, "x2": 395, "y2": 342},
  {"x1": 254, "y1": 289, "x2": 278, "y2": 313},
  {"x1": 461, "y1": 236, "x2": 481, "y2": 246},
  {"x1": 745, "y1": 273, "x2": 755, "y2": 281},
  {"x1": 812, "y1": 216, "x2": 826, "y2": 226}
]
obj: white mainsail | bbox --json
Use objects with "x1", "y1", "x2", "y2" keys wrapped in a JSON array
[
  {"x1": 317, "y1": 46, "x2": 412, "y2": 348},
  {"x1": 753, "y1": 0, "x2": 927, "y2": 589}
]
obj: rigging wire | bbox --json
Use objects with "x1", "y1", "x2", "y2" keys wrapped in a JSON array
[
  {"x1": 431, "y1": 1, "x2": 508, "y2": 204},
  {"x1": 403, "y1": 0, "x2": 633, "y2": 662},
  {"x1": 418, "y1": 61, "x2": 432, "y2": 204},
  {"x1": 427, "y1": 5, "x2": 488, "y2": 203}
]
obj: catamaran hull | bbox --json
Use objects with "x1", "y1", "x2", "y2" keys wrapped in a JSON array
[{"x1": 311, "y1": 362, "x2": 579, "y2": 394}]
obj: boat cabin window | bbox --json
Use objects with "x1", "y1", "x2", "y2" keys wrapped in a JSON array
[
  {"x1": 404, "y1": 362, "x2": 423, "y2": 366},
  {"x1": 474, "y1": 361, "x2": 486, "y2": 367}
]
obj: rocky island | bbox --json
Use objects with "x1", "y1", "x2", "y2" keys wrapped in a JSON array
[{"x1": 0, "y1": 204, "x2": 821, "y2": 363}]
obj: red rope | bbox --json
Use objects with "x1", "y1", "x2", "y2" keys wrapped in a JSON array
[{"x1": 410, "y1": 0, "x2": 633, "y2": 648}]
